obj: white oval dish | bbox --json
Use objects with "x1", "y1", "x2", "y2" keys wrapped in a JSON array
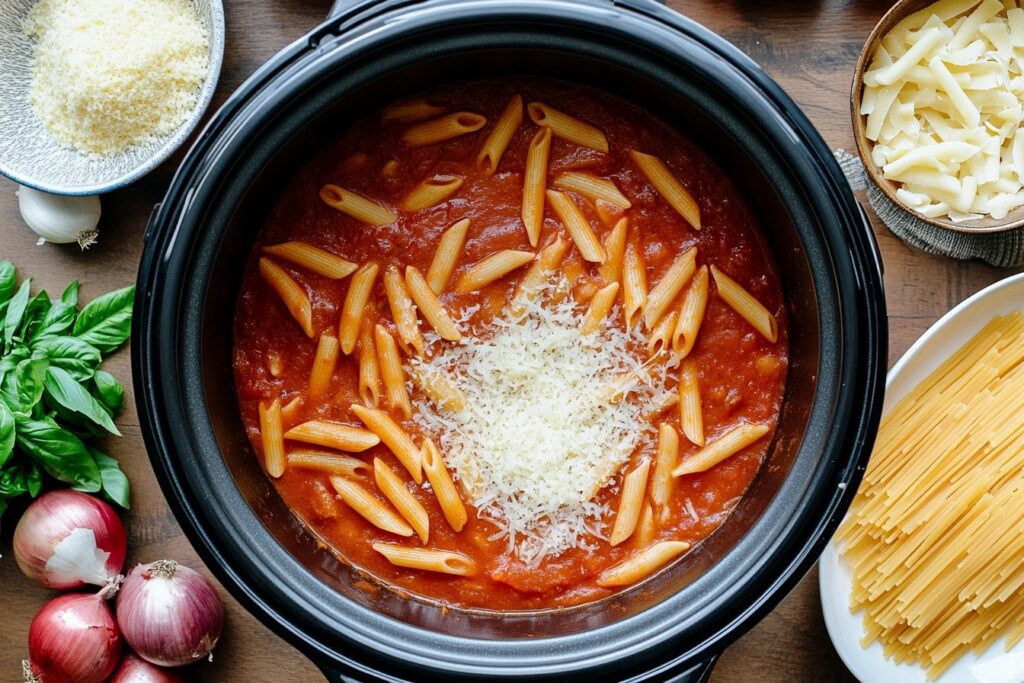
[{"x1": 820, "y1": 272, "x2": 1024, "y2": 683}]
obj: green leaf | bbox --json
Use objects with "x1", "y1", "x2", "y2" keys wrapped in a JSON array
[
  {"x1": 33, "y1": 336, "x2": 101, "y2": 381},
  {"x1": 0, "y1": 461, "x2": 27, "y2": 497},
  {"x1": 32, "y1": 282, "x2": 79, "y2": 341},
  {"x1": 25, "y1": 460, "x2": 42, "y2": 497},
  {"x1": 43, "y1": 367, "x2": 120, "y2": 436},
  {"x1": 1, "y1": 358, "x2": 48, "y2": 415},
  {"x1": 89, "y1": 448, "x2": 130, "y2": 509},
  {"x1": 4, "y1": 279, "x2": 31, "y2": 346},
  {"x1": 0, "y1": 262, "x2": 15, "y2": 305},
  {"x1": 18, "y1": 290, "x2": 50, "y2": 341},
  {"x1": 93, "y1": 370, "x2": 125, "y2": 416},
  {"x1": 72, "y1": 286, "x2": 134, "y2": 355},
  {"x1": 15, "y1": 417, "x2": 100, "y2": 492},
  {"x1": 0, "y1": 402, "x2": 13, "y2": 468}
]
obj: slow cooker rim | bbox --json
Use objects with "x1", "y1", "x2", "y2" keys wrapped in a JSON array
[{"x1": 134, "y1": 1, "x2": 886, "y2": 680}]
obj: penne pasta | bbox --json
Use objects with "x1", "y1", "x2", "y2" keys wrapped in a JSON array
[
  {"x1": 644, "y1": 247, "x2": 697, "y2": 330},
  {"x1": 262, "y1": 241, "x2": 358, "y2": 279},
  {"x1": 281, "y1": 396, "x2": 303, "y2": 424},
  {"x1": 259, "y1": 258, "x2": 314, "y2": 338},
  {"x1": 374, "y1": 458, "x2": 429, "y2": 542},
  {"x1": 649, "y1": 424, "x2": 678, "y2": 518},
  {"x1": 382, "y1": 98, "x2": 445, "y2": 123},
  {"x1": 308, "y1": 333, "x2": 339, "y2": 398},
  {"x1": 421, "y1": 438, "x2": 468, "y2": 532},
  {"x1": 284, "y1": 420, "x2": 381, "y2": 452},
  {"x1": 553, "y1": 172, "x2": 632, "y2": 209},
  {"x1": 642, "y1": 392, "x2": 679, "y2": 421},
  {"x1": 545, "y1": 190, "x2": 606, "y2": 263},
  {"x1": 595, "y1": 541, "x2": 690, "y2": 587},
  {"x1": 259, "y1": 398, "x2": 285, "y2": 478},
  {"x1": 581, "y1": 282, "x2": 620, "y2": 335},
  {"x1": 477, "y1": 94, "x2": 523, "y2": 175},
  {"x1": 629, "y1": 150, "x2": 701, "y2": 230},
  {"x1": 622, "y1": 244, "x2": 648, "y2": 329},
  {"x1": 527, "y1": 102, "x2": 609, "y2": 153},
  {"x1": 267, "y1": 352, "x2": 284, "y2": 378},
  {"x1": 595, "y1": 199, "x2": 624, "y2": 226},
  {"x1": 351, "y1": 404, "x2": 423, "y2": 484},
  {"x1": 678, "y1": 359, "x2": 704, "y2": 447},
  {"x1": 597, "y1": 218, "x2": 628, "y2": 286},
  {"x1": 372, "y1": 543, "x2": 478, "y2": 577},
  {"x1": 636, "y1": 502, "x2": 656, "y2": 547},
  {"x1": 383, "y1": 264, "x2": 425, "y2": 356},
  {"x1": 338, "y1": 261, "x2": 380, "y2": 355},
  {"x1": 426, "y1": 218, "x2": 471, "y2": 294},
  {"x1": 320, "y1": 184, "x2": 396, "y2": 227},
  {"x1": 408, "y1": 364, "x2": 467, "y2": 413},
  {"x1": 400, "y1": 175, "x2": 465, "y2": 211},
  {"x1": 402, "y1": 112, "x2": 487, "y2": 147},
  {"x1": 405, "y1": 266, "x2": 461, "y2": 341},
  {"x1": 455, "y1": 249, "x2": 535, "y2": 294},
  {"x1": 374, "y1": 325, "x2": 412, "y2": 420},
  {"x1": 510, "y1": 235, "x2": 570, "y2": 318},
  {"x1": 287, "y1": 450, "x2": 369, "y2": 478},
  {"x1": 672, "y1": 265, "x2": 708, "y2": 359},
  {"x1": 710, "y1": 265, "x2": 778, "y2": 343},
  {"x1": 380, "y1": 158, "x2": 400, "y2": 178},
  {"x1": 521, "y1": 126, "x2": 552, "y2": 247},
  {"x1": 357, "y1": 320, "x2": 381, "y2": 408},
  {"x1": 647, "y1": 310, "x2": 679, "y2": 358},
  {"x1": 609, "y1": 459, "x2": 652, "y2": 546},
  {"x1": 673, "y1": 422, "x2": 770, "y2": 476},
  {"x1": 330, "y1": 476, "x2": 413, "y2": 537}
]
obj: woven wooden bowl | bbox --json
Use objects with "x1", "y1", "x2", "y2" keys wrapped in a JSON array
[{"x1": 851, "y1": 0, "x2": 1024, "y2": 234}]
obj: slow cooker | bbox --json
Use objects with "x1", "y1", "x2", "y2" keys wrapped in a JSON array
[{"x1": 133, "y1": 1, "x2": 887, "y2": 680}]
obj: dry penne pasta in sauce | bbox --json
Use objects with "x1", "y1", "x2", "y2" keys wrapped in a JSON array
[{"x1": 234, "y1": 79, "x2": 787, "y2": 611}]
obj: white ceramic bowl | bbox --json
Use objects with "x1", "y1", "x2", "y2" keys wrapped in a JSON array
[
  {"x1": 820, "y1": 272, "x2": 1024, "y2": 683},
  {"x1": 0, "y1": 0, "x2": 224, "y2": 195}
]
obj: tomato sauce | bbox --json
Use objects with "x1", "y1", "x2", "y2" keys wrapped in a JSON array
[{"x1": 232, "y1": 79, "x2": 788, "y2": 611}]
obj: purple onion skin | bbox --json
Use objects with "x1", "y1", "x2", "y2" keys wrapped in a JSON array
[
  {"x1": 27, "y1": 592, "x2": 122, "y2": 683},
  {"x1": 116, "y1": 561, "x2": 224, "y2": 668},
  {"x1": 109, "y1": 654, "x2": 189, "y2": 682}
]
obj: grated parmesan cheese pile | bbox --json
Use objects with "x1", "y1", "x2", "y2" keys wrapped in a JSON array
[
  {"x1": 412, "y1": 286, "x2": 671, "y2": 565},
  {"x1": 23, "y1": 0, "x2": 209, "y2": 157}
]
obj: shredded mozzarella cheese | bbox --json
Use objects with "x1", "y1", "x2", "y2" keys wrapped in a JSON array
[
  {"x1": 411, "y1": 285, "x2": 671, "y2": 565},
  {"x1": 23, "y1": 0, "x2": 209, "y2": 157}
]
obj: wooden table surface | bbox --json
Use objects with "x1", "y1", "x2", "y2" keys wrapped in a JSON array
[{"x1": 0, "y1": 1, "x2": 1012, "y2": 681}]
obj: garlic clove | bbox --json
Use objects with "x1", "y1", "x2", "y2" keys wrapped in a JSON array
[{"x1": 16, "y1": 185, "x2": 101, "y2": 249}]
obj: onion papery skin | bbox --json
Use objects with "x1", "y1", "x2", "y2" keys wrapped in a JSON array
[
  {"x1": 13, "y1": 490, "x2": 127, "y2": 590},
  {"x1": 116, "y1": 561, "x2": 224, "y2": 667},
  {"x1": 27, "y1": 593, "x2": 122, "y2": 683},
  {"x1": 109, "y1": 654, "x2": 188, "y2": 683}
]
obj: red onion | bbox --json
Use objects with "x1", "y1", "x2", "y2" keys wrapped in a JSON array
[
  {"x1": 109, "y1": 654, "x2": 187, "y2": 683},
  {"x1": 116, "y1": 560, "x2": 224, "y2": 667},
  {"x1": 13, "y1": 490, "x2": 126, "y2": 591},
  {"x1": 24, "y1": 592, "x2": 122, "y2": 683}
]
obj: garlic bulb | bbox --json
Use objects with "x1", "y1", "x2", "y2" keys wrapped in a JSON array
[{"x1": 17, "y1": 185, "x2": 101, "y2": 248}]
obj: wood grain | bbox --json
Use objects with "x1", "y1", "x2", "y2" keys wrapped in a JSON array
[{"x1": 0, "y1": 1, "x2": 1014, "y2": 681}]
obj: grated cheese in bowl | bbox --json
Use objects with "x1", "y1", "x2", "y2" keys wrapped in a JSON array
[
  {"x1": 411, "y1": 284, "x2": 671, "y2": 566},
  {"x1": 23, "y1": 0, "x2": 210, "y2": 158}
]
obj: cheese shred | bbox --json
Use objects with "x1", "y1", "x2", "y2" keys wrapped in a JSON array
[
  {"x1": 412, "y1": 284, "x2": 670, "y2": 565},
  {"x1": 23, "y1": 0, "x2": 209, "y2": 157}
]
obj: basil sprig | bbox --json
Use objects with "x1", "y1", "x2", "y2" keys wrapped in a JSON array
[{"x1": 0, "y1": 261, "x2": 133, "y2": 521}]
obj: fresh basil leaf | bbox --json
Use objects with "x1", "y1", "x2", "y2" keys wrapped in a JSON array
[
  {"x1": 18, "y1": 290, "x2": 50, "y2": 341},
  {"x1": 93, "y1": 370, "x2": 125, "y2": 416},
  {"x1": 61, "y1": 281, "x2": 79, "y2": 308},
  {"x1": 72, "y1": 286, "x2": 134, "y2": 355},
  {"x1": 4, "y1": 279, "x2": 31, "y2": 346},
  {"x1": 14, "y1": 417, "x2": 100, "y2": 492},
  {"x1": 0, "y1": 402, "x2": 13, "y2": 468},
  {"x1": 32, "y1": 284, "x2": 79, "y2": 341},
  {"x1": 25, "y1": 460, "x2": 42, "y2": 497},
  {"x1": 33, "y1": 336, "x2": 101, "y2": 381},
  {"x1": 0, "y1": 262, "x2": 15, "y2": 305},
  {"x1": 0, "y1": 461, "x2": 27, "y2": 497},
  {"x1": 89, "y1": 448, "x2": 130, "y2": 509},
  {"x1": 1, "y1": 358, "x2": 48, "y2": 415},
  {"x1": 43, "y1": 367, "x2": 120, "y2": 436}
]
